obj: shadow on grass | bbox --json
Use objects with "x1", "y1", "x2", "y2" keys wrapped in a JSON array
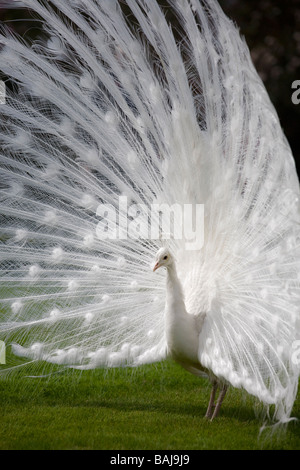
[{"x1": 86, "y1": 396, "x2": 257, "y2": 421}]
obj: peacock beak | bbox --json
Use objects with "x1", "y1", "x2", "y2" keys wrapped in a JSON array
[{"x1": 153, "y1": 261, "x2": 160, "y2": 272}]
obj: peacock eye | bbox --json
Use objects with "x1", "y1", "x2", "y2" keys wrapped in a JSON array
[{"x1": 163, "y1": 255, "x2": 168, "y2": 260}]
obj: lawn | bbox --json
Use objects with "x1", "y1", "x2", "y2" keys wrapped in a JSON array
[{"x1": 0, "y1": 360, "x2": 299, "y2": 450}]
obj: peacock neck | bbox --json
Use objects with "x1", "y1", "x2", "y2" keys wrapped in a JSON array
[
  {"x1": 164, "y1": 261, "x2": 199, "y2": 364},
  {"x1": 166, "y1": 263, "x2": 185, "y2": 305},
  {"x1": 165, "y1": 262, "x2": 188, "y2": 324}
]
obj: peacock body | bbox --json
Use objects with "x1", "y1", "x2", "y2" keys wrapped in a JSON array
[{"x1": 0, "y1": 0, "x2": 299, "y2": 425}]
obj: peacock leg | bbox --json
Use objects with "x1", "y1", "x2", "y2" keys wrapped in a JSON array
[
  {"x1": 210, "y1": 384, "x2": 228, "y2": 421},
  {"x1": 205, "y1": 381, "x2": 218, "y2": 419}
]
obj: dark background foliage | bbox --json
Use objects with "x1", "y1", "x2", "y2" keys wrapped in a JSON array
[
  {"x1": 0, "y1": 0, "x2": 299, "y2": 173},
  {"x1": 219, "y1": 0, "x2": 300, "y2": 174}
]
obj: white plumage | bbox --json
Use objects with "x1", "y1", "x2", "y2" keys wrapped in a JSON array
[{"x1": 0, "y1": 0, "x2": 299, "y2": 426}]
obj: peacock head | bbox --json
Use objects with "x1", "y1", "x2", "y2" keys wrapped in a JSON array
[{"x1": 153, "y1": 247, "x2": 173, "y2": 271}]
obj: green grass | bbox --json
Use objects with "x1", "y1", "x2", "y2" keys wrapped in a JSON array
[{"x1": 0, "y1": 360, "x2": 299, "y2": 450}]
